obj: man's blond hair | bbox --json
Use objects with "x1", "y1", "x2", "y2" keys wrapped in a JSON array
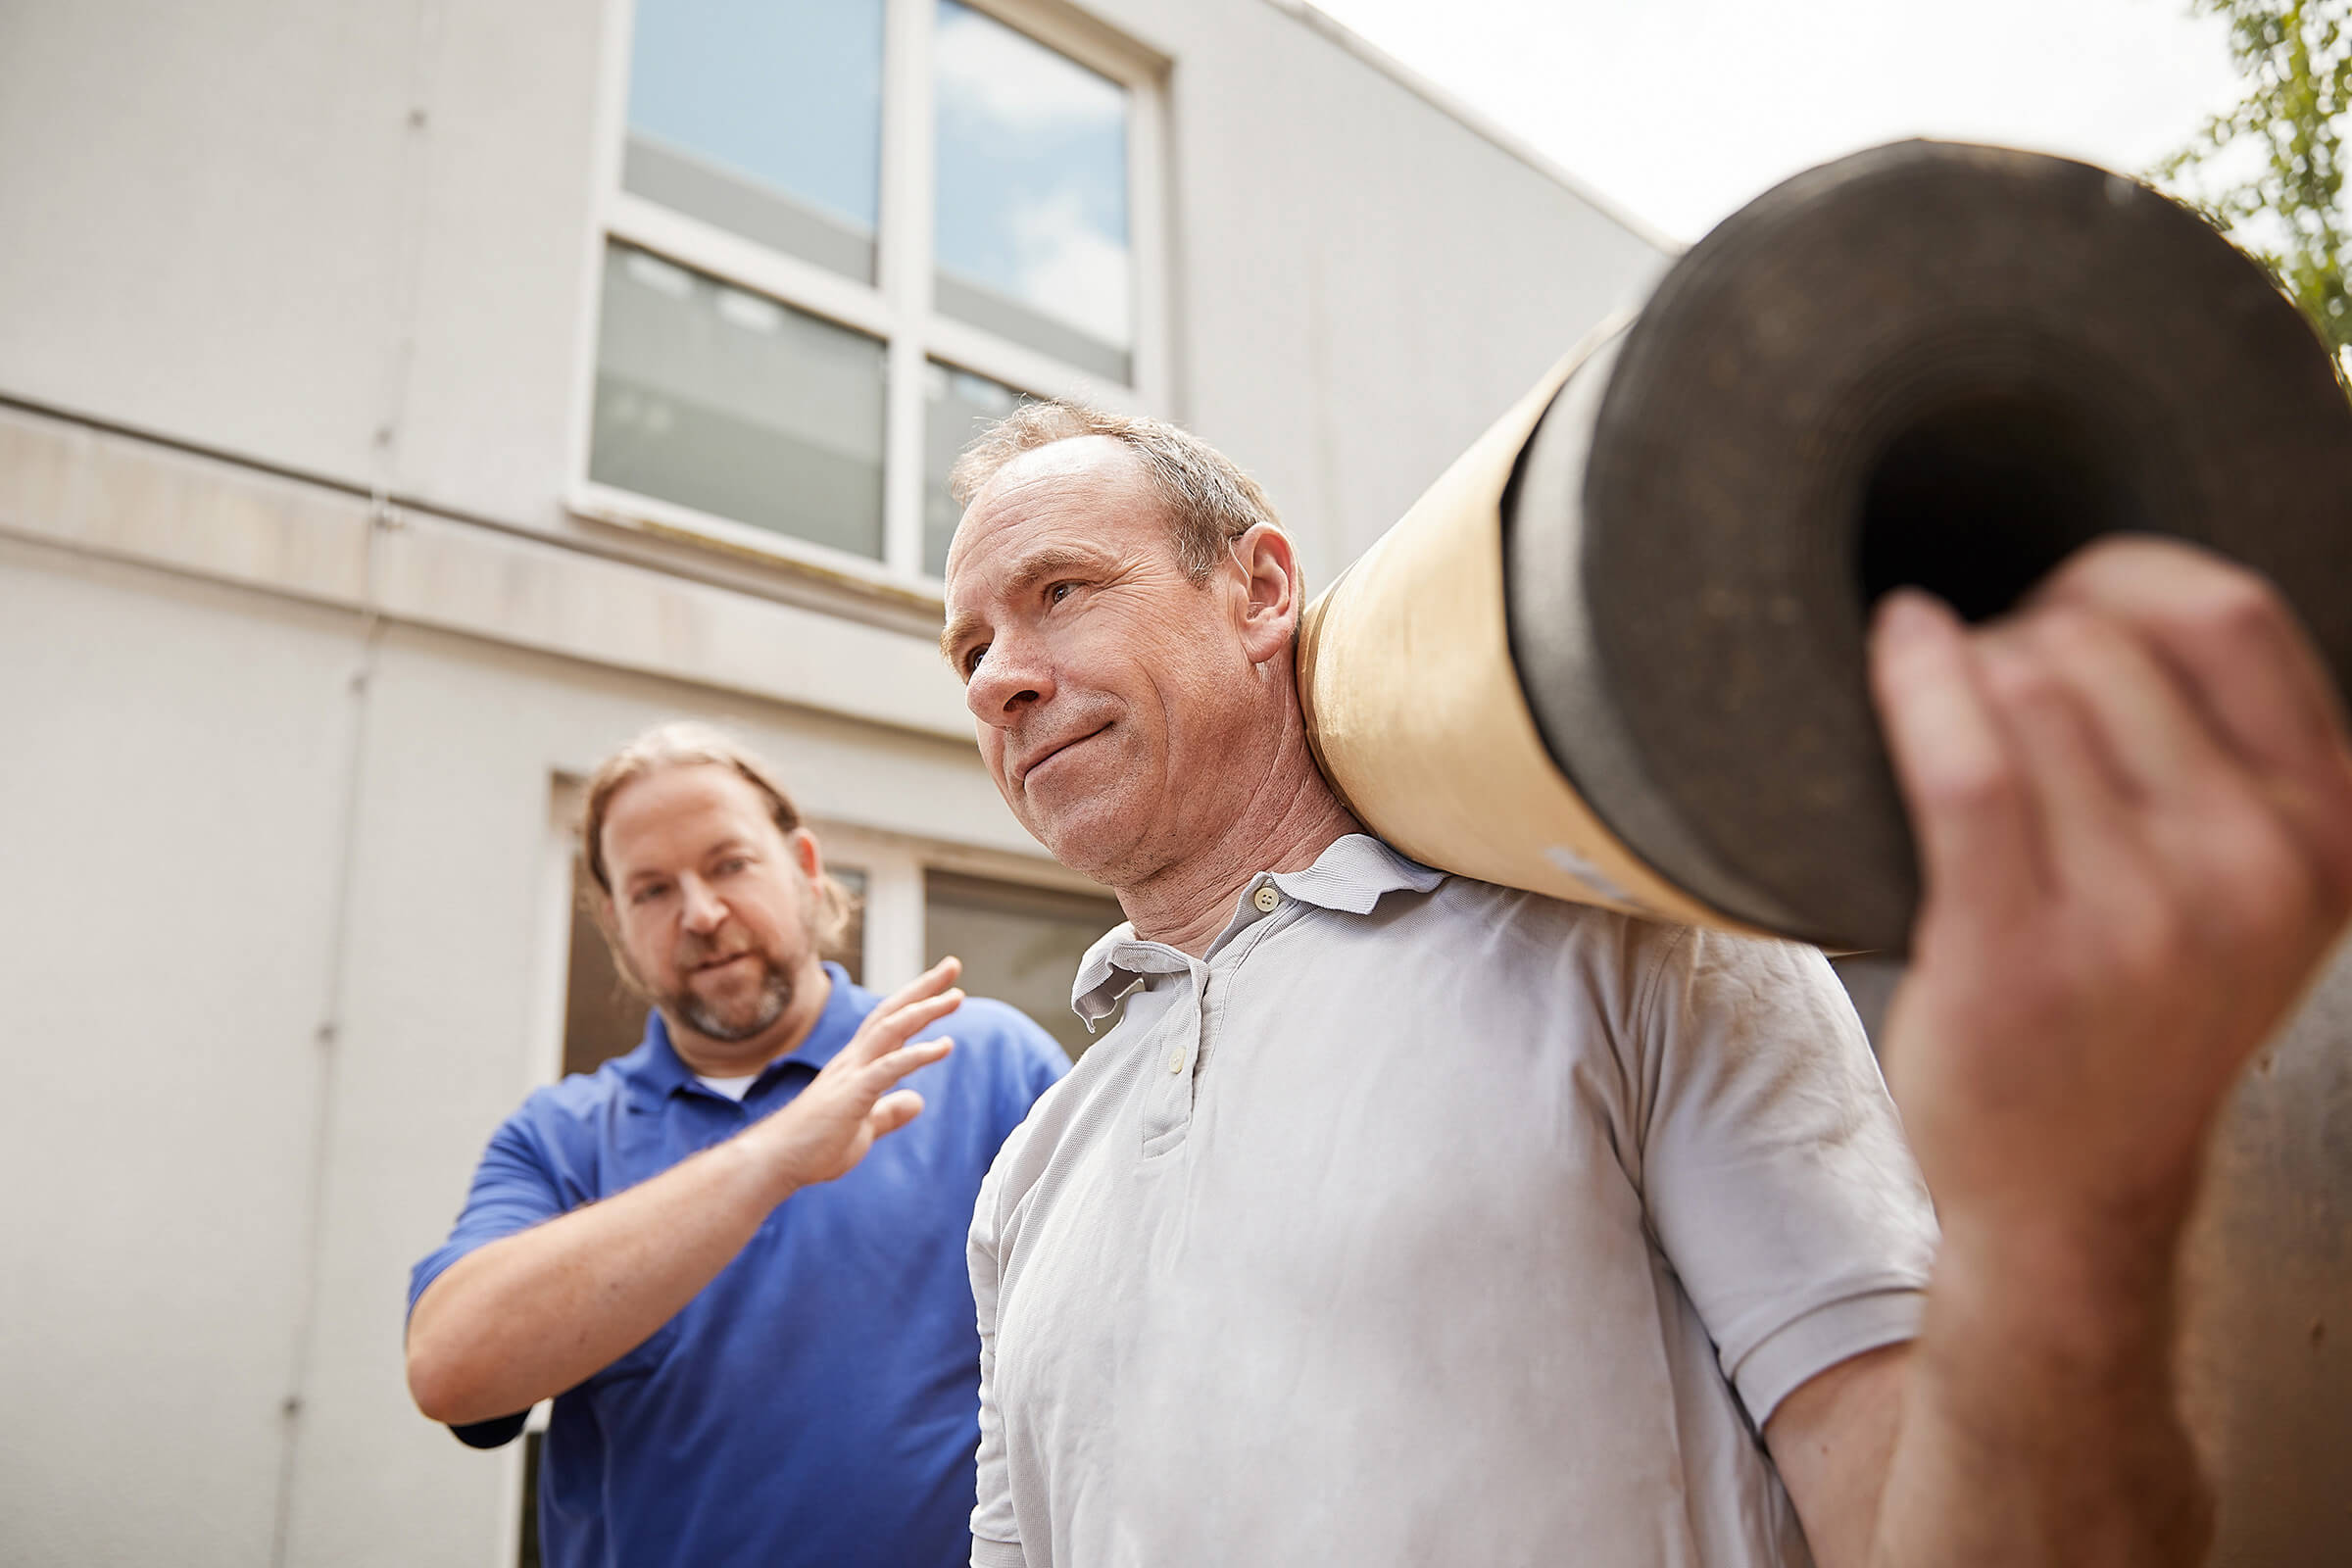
[
  {"x1": 947, "y1": 402, "x2": 1288, "y2": 582},
  {"x1": 579, "y1": 721, "x2": 856, "y2": 952}
]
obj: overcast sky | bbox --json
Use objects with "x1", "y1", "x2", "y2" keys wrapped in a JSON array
[{"x1": 1305, "y1": 0, "x2": 2245, "y2": 244}]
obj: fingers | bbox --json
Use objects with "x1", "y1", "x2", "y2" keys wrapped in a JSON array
[
  {"x1": 879, "y1": 956, "x2": 964, "y2": 1015},
  {"x1": 860, "y1": 1036, "x2": 953, "y2": 1096},
  {"x1": 1971, "y1": 628, "x2": 2148, "y2": 903},
  {"x1": 1978, "y1": 609, "x2": 2322, "y2": 944},
  {"x1": 2033, "y1": 538, "x2": 2352, "y2": 921},
  {"x1": 1870, "y1": 590, "x2": 2047, "y2": 922},
  {"x1": 866, "y1": 1089, "x2": 926, "y2": 1138},
  {"x1": 845, "y1": 990, "x2": 962, "y2": 1064},
  {"x1": 2034, "y1": 538, "x2": 2347, "y2": 775},
  {"x1": 1982, "y1": 608, "x2": 2226, "y2": 807},
  {"x1": 840, "y1": 959, "x2": 966, "y2": 1066}
]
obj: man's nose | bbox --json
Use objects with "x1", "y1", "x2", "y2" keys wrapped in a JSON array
[
  {"x1": 964, "y1": 639, "x2": 1053, "y2": 727},
  {"x1": 678, "y1": 875, "x2": 727, "y2": 933}
]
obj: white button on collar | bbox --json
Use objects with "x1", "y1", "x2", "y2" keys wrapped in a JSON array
[
  {"x1": 1168, "y1": 1047, "x2": 1187, "y2": 1074},
  {"x1": 1251, "y1": 884, "x2": 1281, "y2": 913}
]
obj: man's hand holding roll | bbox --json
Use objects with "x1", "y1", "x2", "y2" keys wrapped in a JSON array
[{"x1": 1860, "y1": 535, "x2": 2352, "y2": 1567}]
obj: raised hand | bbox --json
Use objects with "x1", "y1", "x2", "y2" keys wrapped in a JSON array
[
  {"x1": 1870, "y1": 538, "x2": 2352, "y2": 1241},
  {"x1": 744, "y1": 957, "x2": 967, "y2": 1192},
  {"x1": 1853, "y1": 536, "x2": 2352, "y2": 1568}
]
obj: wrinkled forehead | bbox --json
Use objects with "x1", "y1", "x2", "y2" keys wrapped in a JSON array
[{"x1": 943, "y1": 436, "x2": 1165, "y2": 598}]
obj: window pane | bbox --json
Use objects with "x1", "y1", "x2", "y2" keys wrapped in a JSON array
[
  {"x1": 934, "y1": 0, "x2": 1132, "y2": 382},
  {"x1": 923, "y1": 362, "x2": 1035, "y2": 575},
  {"x1": 828, "y1": 868, "x2": 868, "y2": 986},
  {"x1": 924, "y1": 870, "x2": 1121, "y2": 1061},
  {"x1": 623, "y1": 0, "x2": 885, "y2": 281},
  {"x1": 564, "y1": 854, "x2": 648, "y2": 1078},
  {"x1": 591, "y1": 243, "x2": 886, "y2": 560}
]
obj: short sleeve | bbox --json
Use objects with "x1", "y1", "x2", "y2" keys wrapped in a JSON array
[
  {"x1": 1631, "y1": 927, "x2": 1938, "y2": 1428},
  {"x1": 407, "y1": 1110, "x2": 571, "y2": 1318},
  {"x1": 406, "y1": 1107, "x2": 573, "y2": 1447},
  {"x1": 968, "y1": 1155, "x2": 1026, "y2": 1564}
]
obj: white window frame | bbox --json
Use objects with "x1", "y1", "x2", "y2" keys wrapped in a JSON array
[
  {"x1": 809, "y1": 819, "x2": 1114, "y2": 992},
  {"x1": 568, "y1": 0, "x2": 1171, "y2": 602}
]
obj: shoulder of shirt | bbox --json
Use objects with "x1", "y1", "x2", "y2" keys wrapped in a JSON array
[
  {"x1": 505, "y1": 1042, "x2": 650, "y2": 1128},
  {"x1": 1403, "y1": 875, "x2": 1825, "y2": 1016},
  {"x1": 942, "y1": 995, "x2": 1065, "y2": 1058},
  {"x1": 1419, "y1": 870, "x2": 1804, "y2": 951},
  {"x1": 1417, "y1": 871, "x2": 1662, "y2": 943}
]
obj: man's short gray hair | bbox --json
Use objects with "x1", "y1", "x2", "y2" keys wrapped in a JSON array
[{"x1": 947, "y1": 402, "x2": 1288, "y2": 583}]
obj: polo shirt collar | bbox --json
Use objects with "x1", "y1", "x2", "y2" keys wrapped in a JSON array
[
  {"x1": 623, "y1": 961, "x2": 864, "y2": 1102},
  {"x1": 1070, "y1": 834, "x2": 1444, "y2": 1026}
]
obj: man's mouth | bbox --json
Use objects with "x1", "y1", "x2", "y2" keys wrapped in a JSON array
[
  {"x1": 694, "y1": 951, "x2": 759, "y2": 976},
  {"x1": 1018, "y1": 724, "x2": 1109, "y2": 786}
]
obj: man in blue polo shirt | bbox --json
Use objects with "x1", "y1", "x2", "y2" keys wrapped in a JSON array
[{"x1": 406, "y1": 722, "x2": 1069, "y2": 1567}]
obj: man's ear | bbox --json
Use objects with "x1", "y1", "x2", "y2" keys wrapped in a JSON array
[
  {"x1": 1230, "y1": 522, "x2": 1304, "y2": 664},
  {"x1": 788, "y1": 825, "x2": 824, "y2": 882}
]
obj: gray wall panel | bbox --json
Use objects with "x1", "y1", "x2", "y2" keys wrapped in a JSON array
[{"x1": 0, "y1": 0, "x2": 421, "y2": 486}]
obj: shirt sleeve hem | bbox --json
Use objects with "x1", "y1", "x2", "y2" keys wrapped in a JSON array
[
  {"x1": 449, "y1": 1410, "x2": 529, "y2": 1450},
  {"x1": 971, "y1": 1535, "x2": 1028, "y2": 1568},
  {"x1": 406, "y1": 1247, "x2": 474, "y2": 1325},
  {"x1": 1731, "y1": 1285, "x2": 1924, "y2": 1429}
]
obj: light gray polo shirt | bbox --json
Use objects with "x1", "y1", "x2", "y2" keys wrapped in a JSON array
[{"x1": 969, "y1": 835, "x2": 1936, "y2": 1568}]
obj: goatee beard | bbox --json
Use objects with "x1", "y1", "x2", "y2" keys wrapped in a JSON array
[{"x1": 672, "y1": 956, "x2": 794, "y2": 1043}]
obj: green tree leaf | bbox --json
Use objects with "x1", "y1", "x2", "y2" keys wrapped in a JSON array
[{"x1": 2153, "y1": 0, "x2": 2352, "y2": 373}]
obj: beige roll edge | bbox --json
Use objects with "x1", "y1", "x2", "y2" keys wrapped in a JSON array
[{"x1": 1297, "y1": 329, "x2": 1759, "y2": 935}]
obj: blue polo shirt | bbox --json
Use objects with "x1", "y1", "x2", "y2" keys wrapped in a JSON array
[{"x1": 408, "y1": 964, "x2": 1068, "y2": 1568}]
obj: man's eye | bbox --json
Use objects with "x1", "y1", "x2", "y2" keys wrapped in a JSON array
[
  {"x1": 631, "y1": 883, "x2": 669, "y2": 906},
  {"x1": 714, "y1": 857, "x2": 749, "y2": 876},
  {"x1": 964, "y1": 644, "x2": 990, "y2": 678},
  {"x1": 1048, "y1": 582, "x2": 1074, "y2": 604}
]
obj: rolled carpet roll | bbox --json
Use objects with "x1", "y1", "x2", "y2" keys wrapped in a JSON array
[{"x1": 1298, "y1": 139, "x2": 2352, "y2": 954}]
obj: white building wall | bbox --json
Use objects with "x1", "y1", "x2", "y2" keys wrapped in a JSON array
[
  {"x1": 0, "y1": 545, "x2": 364, "y2": 1565},
  {"x1": 0, "y1": 0, "x2": 1666, "y2": 579},
  {"x1": 0, "y1": 1, "x2": 1670, "y2": 1563}
]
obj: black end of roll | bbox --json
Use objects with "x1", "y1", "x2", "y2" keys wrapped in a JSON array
[{"x1": 1504, "y1": 139, "x2": 2352, "y2": 953}]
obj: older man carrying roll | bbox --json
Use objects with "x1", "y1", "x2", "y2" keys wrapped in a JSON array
[{"x1": 938, "y1": 405, "x2": 2352, "y2": 1567}]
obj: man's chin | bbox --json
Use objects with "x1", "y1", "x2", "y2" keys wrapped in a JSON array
[
  {"x1": 671, "y1": 968, "x2": 794, "y2": 1043},
  {"x1": 1028, "y1": 806, "x2": 1152, "y2": 884}
]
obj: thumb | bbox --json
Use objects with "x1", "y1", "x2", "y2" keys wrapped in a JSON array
[{"x1": 867, "y1": 1089, "x2": 926, "y2": 1139}]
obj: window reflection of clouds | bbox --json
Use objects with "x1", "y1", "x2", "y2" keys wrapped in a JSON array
[
  {"x1": 934, "y1": 0, "x2": 1131, "y2": 354},
  {"x1": 923, "y1": 361, "x2": 1034, "y2": 575},
  {"x1": 626, "y1": 0, "x2": 885, "y2": 249}
]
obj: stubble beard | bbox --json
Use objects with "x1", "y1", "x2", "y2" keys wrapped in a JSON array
[
  {"x1": 655, "y1": 925, "x2": 803, "y2": 1044},
  {"x1": 672, "y1": 956, "x2": 795, "y2": 1043}
]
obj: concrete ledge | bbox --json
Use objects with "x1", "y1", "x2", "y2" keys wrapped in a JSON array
[{"x1": 0, "y1": 402, "x2": 976, "y2": 741}]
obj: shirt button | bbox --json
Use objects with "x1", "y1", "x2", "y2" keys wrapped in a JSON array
[
  {"x1": 1168, "y1": 1047, "x2": 1187, "y2": 1074},
  {"x1": 1251, "y1": 885, "x2": 1281, "y2": 913}
]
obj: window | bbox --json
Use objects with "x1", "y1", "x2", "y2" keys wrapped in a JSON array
[
  {"x1": 923, "y1": 361, "x2": 1035, "y2": 574},
  {"x1": 590, "y1": 246, "x2": 888, "y2": 561},
  {"x1": 933, "y1": 0, "x2": 1133, "y2": 381},
  {"x1": 578, "y1": 0, "x2": 1164, "y2": 588},
  {"x1": 924, "y1": 869, "x2": 1121, "y2": 1061},
  {"x1": 621, "y1": 0, "x2": 886, "y2": 281}
]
